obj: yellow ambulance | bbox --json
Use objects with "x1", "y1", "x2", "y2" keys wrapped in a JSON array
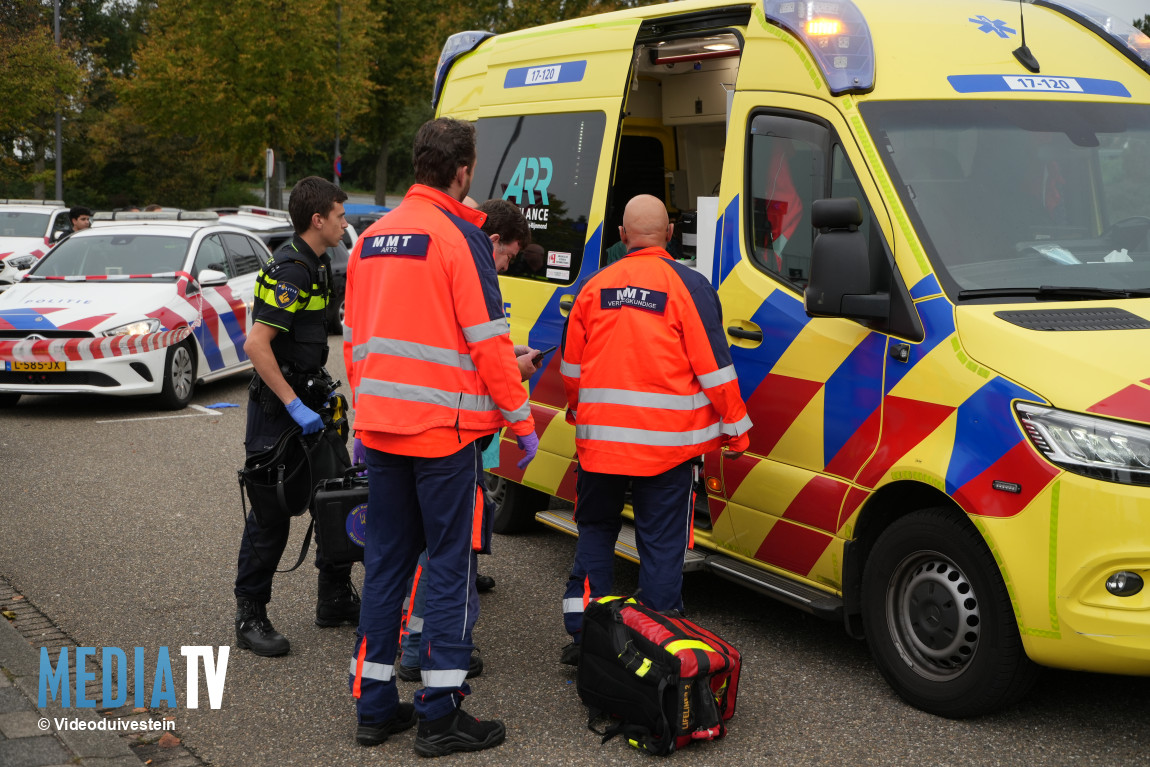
[{"x1": 432, "y1": 0, "x2": 1150, "y2": 716}]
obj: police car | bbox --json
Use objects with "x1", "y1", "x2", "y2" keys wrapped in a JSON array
[
  {"x1": 0, "y1": 211, "x2": 266, "y2": 409},
  {"x1": 0, "y1": 199, "x2": 71, "y2": 292},
  {"x1": 216, "y1": 205, "x2": 355, "y2": 328}
]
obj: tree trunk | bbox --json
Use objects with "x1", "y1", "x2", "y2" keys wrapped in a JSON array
[{"x1": 374, "y1": 136, "x2": 389, "y2": 206}]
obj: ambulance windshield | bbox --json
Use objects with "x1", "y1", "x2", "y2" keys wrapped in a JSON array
[{"x1": 860, "y1": 100, "x2": 1150, "y2": 301}]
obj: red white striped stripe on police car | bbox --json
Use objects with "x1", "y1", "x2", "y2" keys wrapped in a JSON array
[{"x1": 0, "y1": 327, "x2": 191, "y2": 362}]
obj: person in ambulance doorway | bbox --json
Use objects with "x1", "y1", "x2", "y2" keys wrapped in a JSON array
[
  {"x1": 343, "y1": 118, "x2": 538, "y2": 757},
  {"x1": 233, "y1": 176, "x2": 360, "y2": 657},
  {"x1": 558, "y1": 194, "x2": 752, "y2": 666}
]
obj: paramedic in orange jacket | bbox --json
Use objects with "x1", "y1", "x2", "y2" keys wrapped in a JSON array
[
  {"x1": 558, "y1": 194, "x2": 751, "y2": 664},
  {"x1": 343, "y1": 118, "x2": 537, "y2": 756}
]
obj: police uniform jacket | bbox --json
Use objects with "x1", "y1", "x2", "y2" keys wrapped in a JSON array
[
  {"x1": 253, "y1": 234, "x2": 332, "y2": 374},
  {"x1": 560, "y1": 245, "x2": 752, "y2": 476},
  {"x1": 343, "y1": 184, "x2": 535, "y2": 458}
]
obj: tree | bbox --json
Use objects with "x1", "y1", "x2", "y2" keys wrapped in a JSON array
[
  {"x1": 1135, "y1": 15, "x2": 1149, "y2": 34},
  {"x1": 0, "y1": 1, "x2": 85, "y2": 197},
  {"x1": 119, "y1": 0, "x2": 376, "y2": 203}
]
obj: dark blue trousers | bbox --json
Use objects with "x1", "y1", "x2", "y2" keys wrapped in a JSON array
[
  {"x1": 351, "y1": 440, "x2": 484, "y2": 723},
  {"x1": 562, "y1": 461, "x2": 694, "y2": 640}
]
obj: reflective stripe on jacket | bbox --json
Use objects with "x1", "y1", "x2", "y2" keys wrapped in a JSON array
[
  {"x1": 343, "y1": 185, "x2": 534, "y2": 456},
  {"x1": 561, "y1": 246, "x2": 750, "y2": 476}
]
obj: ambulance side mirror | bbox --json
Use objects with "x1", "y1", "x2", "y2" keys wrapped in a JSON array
[{"x1": 804, "y1": 198, "x2": 889, "y2": 321}]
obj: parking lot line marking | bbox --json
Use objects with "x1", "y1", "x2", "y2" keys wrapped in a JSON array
[{"x1": 96, "y1": 405, "x2": 223, "y2": 424}]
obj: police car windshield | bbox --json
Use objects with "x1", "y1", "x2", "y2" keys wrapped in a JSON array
[
  {"x1": 31, "y1": 234, "x2": 190, "y2": 278},
  {"x1": 860, "y1": 100, "x2": 1150, "y2": 302},
  {"x1": 0, "y1": 211, "x2": 50, "y2": 238}
]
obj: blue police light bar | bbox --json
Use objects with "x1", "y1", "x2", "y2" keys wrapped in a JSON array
[
  {"x1": 762, "y1": 0, "x2": 875, "y2": 95},
  {"x1": 1035, "y1": 0, "x2": 1150, "y2": 77},
  {"x1": 433, "y1": 30, "x2": 495, "y2": 109}
]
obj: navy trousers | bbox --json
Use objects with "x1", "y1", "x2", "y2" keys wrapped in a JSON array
[
  {"x1": 562, "y1": 461, "x2": 694, "y2": 641},
  {"x1": 351, "y1": 440, "x2": 485, "y2": 723}
]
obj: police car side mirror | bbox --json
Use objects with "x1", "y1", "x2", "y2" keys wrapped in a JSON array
[
  {"x1": 804, "y1": 198, "x2": 889, "y2": 321},
  {"x1": 198, "y1": 268, "x2": 228, "y2": 287}
]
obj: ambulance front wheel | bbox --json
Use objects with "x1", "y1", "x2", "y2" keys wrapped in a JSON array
[
  {"x1": 157, "y1": 340, "x2": 196, "y2": 410},
  {"x1": 487, "y1": 473, "x2": 548, "y2": 534},
  {"x1": 860, "y1": 508, "x2": 1039, "y2": 718}
]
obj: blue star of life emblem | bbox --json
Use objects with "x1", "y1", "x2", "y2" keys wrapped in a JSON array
[{"x1": 969, "y1": 15, "x2": 1017, "y2": 38}]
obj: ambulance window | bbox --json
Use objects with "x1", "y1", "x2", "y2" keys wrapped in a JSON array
[
  {"x1": 745, "y1": 115, "x2": 826, "y2": 289},
  {"x1": 471, "y1": 112, "x2": 607, "y2": 284},
  {"x1": 829, "y1": 145, "x2": 875, "y2": 248}
]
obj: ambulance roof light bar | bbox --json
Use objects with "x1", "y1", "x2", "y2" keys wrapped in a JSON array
[
  {"x1": 762, "y1": 0, "x2": 875, "y2": 95},
  {"x1": 433, "y1": 30, "x2": 495, "y2": 109},
  {"x1": 1034, "y1": 0, "x2": 1150, "y2": 77}
]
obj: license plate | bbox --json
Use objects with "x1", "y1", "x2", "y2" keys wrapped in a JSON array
[{"x1": 8, "y1": 360, "x2": 65, "y2": 372}]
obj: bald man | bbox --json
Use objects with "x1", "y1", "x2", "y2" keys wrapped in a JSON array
[{"x1": 556, "y1": 195, "x2": 752, "y2": 664}]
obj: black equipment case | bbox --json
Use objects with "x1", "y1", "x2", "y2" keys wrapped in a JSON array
[{"x1": 311, "y1": 466, "x2": 368, "y2": 564}]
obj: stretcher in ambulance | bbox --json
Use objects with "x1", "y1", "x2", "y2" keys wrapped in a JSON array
[{"x1": 433, "y1": 0, "x2": 1150, "y2": 716}]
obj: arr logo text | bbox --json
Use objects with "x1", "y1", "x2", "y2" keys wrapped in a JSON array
[
  {"x1": 39, "y1": 646, "x2": 230, "y2": 709},
  {"x1": 503, "y1": 157, "x2": 553, "y2": 205}
]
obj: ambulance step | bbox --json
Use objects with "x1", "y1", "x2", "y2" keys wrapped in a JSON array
[
  {"x1": 535, "y1": 510, "x2": 708, "y2": 571},
  {"x1": 535, "y1": 510, "x2": 841, "y2": 620},
  {"x1": 702, "y1": 556, "x2": 842, "y2": 621}
]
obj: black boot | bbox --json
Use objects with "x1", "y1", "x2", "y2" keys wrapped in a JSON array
[
  {"x1": 235, "y1": 598, "x2": 290, "y2": 656},
  {"x1": 316, "y1": 577, "x2": 361, "y2": 627}
]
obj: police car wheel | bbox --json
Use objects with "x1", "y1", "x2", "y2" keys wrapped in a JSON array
[
  {"x1": 860, "y1": 508, "x2": 1039, "y2": 718},
  {"x1": 157, "y1": 340, "x2": 196, "y2": 410},
  {"x1": 486, "y1": 472, "x2": 548, "y2": 534},
  {"x1": 0, "y1": 392, "x2": 20, "y2": 408}
]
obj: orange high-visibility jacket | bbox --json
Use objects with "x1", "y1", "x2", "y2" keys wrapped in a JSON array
[
  {"x1": 561, "y1": 246, "x2": 751, "y2": 476},
  {"x1": 343, "y1": 185, "x2": 534, "y2": 457}
]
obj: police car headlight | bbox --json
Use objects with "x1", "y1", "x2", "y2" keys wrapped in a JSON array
[
  {"x1": 1016, "y1": 402, "x2": 1150, "y2": 486},
  {"x1": 4, "y1": 254, "x2": 36, "y2": 271},
  {"x1": 102, "y1": 319, "x2": 161, "y2": 337}
]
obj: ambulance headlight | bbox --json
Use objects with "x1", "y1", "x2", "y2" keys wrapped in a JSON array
[
  {"x1": 103, "y1": 318, "x2": 161, "y2": 337},
  {"x1": 4, "y1": 253, "x2": 36, "y2": 271},
  {"x1": 1016, "y1": 402, "x2": 1150, "y2": 486}
]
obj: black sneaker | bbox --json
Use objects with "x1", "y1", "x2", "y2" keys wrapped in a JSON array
[
  {"x1": 235, "y1": 599, "x2": 290, "y2": 657},
  {"x1": 397, "y1": 651, "x2": 483, "y2": 682},
  {"x1": 560, "y1": 641, "x2": 580, "y2": 666},
  {"x1": 475, "y1": 573, "x2": 496, "y2": 593},
  {"x1": 316, "y1": 579, "x2": 361, "y2": 627},
  {"x1": 414, "y1": 708, "x2": 505, "y2": 757},
  {"x1": 356, "y1": 702, "x2": 417, "y2": 746}
]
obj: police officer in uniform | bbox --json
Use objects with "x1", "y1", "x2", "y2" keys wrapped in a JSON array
[{"x1": 233, "y1": 176, "x2": 360, "y2": 656}]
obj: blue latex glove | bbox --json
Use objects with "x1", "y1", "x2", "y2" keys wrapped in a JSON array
[
  {"x1": 285, "y1": 397, "x2": 323, "y2": 435},
  {"x1": 353, "y1": 437, "x2": 366, "y2": 466},
  {"x1": 516, "y1": 431, "x2": 539, "y2": 470}
]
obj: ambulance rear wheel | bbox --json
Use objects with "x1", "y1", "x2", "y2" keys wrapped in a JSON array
[
  {"x1": 860, "y1": 508, "x2": 1039, "y2": 718},
  {"x1": 157, "y1": 340, "x2": 196, "y2": 410},
  {"x1": 487, "y1": 473, "x2": 548, "y2": 534}
]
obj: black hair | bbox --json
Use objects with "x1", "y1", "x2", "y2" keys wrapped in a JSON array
[
  {"x1": 477, "y1": 199, "x2": 530, "y2": 248},
  {"x1": 288, "y1": 176, "x2": 348, "y2": 234},
  {"x1": 412, "y1": 118, "x2": 476, "y2": 190}
]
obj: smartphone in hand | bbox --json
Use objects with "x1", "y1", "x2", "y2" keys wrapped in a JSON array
[{"x1": 532, "y1": 345, "x2": 559, "y2": 366}]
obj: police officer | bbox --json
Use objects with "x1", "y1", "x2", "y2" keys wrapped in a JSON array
[
  {"x1": 558, "y1": 194, "x2": 752, "y2": 665},
  {"x1": 344, "y1": 119, "x2": 537, "y2": 756},
  {"x1": 233, "y1": 176, "x2": 359, "y2": 657}
]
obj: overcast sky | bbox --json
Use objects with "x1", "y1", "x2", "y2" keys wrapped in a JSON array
[{"x1": 1094, "y1": 0, "x2": 1148, "y2": 25}]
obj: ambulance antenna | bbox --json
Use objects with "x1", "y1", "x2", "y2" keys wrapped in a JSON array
[{"x1": 1013, "y1": 0, "x2": 1041, "y2": 73}]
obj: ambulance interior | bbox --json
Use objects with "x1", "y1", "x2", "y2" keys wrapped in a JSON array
[{"x1": 608, "y1": 32, "x2": 742, "y2": 274}]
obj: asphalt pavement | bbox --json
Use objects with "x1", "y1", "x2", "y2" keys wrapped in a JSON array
[{"x1": 0, "y1": 344, "x2": 1148, "y2": 767}]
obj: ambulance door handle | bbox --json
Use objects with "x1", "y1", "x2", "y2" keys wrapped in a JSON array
[
  {"x1": 727, "y1": 326, "x2": 762, "y2": 342},
  {"x1": 559, "y1": 297, "x2": 574, "y2": 312}
]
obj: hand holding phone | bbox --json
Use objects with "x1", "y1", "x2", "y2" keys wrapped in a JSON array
[{"x1": 532, "y1": 345, "x2": 559, "y2": 366}]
